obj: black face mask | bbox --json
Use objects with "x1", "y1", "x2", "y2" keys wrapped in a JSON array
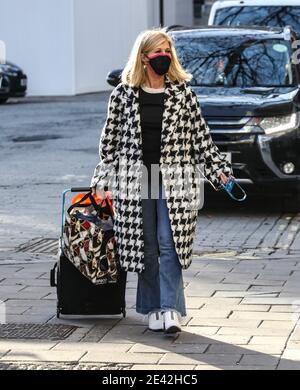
[{"x1": 145, "y1": 53, "x2": 171, "y2": 75}]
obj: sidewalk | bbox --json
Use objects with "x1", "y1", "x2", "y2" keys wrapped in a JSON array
[
  {"x1": 1, "y1": 213, "x2": 300, "y2": 370},
  {"x1": 1, "y1": 93, "x2": 300, "y2": 370}
]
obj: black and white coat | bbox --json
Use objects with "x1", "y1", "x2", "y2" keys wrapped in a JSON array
[{"x1": 91, "y1": 74, "x2": 233, "y2": 273}]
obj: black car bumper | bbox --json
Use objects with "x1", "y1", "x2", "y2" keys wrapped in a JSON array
[
  {"x1": 210, "y1": 126, "x2": 300, "y2": 193},
  {"x1": 0, "y1": 73, "x2": 27, "y2": 98}
]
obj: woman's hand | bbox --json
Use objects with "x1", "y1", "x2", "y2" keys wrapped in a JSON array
[
  {"x1": 219, "y1": 172, "x2": 235, "y2": 185},
  {"x1": 91, "y1": 186, "x2": 106, "y2": 198}
]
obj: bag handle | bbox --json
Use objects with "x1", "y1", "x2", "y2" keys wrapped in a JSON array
[
  {"x1": 67, "y1": 191, "x2": 97, "y2": 213},
  {"x1": 67, "y1": 190, "x2": 114, "y2": 220}
]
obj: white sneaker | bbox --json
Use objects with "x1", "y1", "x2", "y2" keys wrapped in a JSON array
[
  {"x1": 148, "y1": 311, "x2": 164, "y2": 332},
  {"x1": 163, "y1": 310, "x2": 182, "y2": 334}
]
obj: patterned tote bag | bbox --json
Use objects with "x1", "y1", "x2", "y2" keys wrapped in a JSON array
[{"x1": 62, "y1": 191, "x2": 119, "y2": 285}]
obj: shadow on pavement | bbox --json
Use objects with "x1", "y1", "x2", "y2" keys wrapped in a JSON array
[{"x1": 202, "y1": 184, "x2": 294, "y2": 214}]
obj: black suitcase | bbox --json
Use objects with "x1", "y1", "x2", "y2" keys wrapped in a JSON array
[{"x1": 50, "y1": 186, "x2": 127, "y2": 318}]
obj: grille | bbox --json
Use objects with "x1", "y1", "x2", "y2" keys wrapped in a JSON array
[
  {"x1": 0, "y1": 324, "x2": 77, "y2": 340},
  {"x1": 207, "y1": 116, "x2": 249, "y2": 133}
]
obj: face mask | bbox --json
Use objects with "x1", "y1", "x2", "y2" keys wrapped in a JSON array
[{"x1": 145, "y1": 53, "x2": 171, "y2": 75}]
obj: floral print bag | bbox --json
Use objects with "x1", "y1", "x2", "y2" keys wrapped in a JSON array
[{"x1": 62, "y1": 191, "x2": 119, "y2": 285}]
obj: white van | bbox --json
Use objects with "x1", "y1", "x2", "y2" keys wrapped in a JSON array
[{"x1": 208, "y1": 0, "x2": 300, "y2": 37}]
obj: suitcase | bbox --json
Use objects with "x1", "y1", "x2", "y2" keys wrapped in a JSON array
[{"x1": 50, "y1": 186, "x2": 127, "y2": 318}]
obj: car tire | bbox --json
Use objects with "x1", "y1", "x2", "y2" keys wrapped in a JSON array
[
  {"x1": 282, "y1": 190, "x2": 300, "y2": 213},
  {"x1": 0, "y1": 98, "x2": 8, "y2": 104}
]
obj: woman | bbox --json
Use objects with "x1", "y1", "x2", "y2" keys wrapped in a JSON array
[{"x1": 91, "y1": 28, "x2": 233, "y2": 334}]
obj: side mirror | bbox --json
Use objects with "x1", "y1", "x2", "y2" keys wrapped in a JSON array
[{"x1": 106, "y1": 69, "x2": 123, "y2": 87}]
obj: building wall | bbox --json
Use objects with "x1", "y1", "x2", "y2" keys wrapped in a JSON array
[
  {"x1": 73, "y1": 0, "x2": 157, "y2": 94},
  {"x1": 164, "y1": 0, "x2": 194, "y2": 26},
  {"x1": 0, "y1": 0, "x2": 195, "y2": 96},
  {"x1": 0, "y1": 0, "x2": 75, "y2": 95}
]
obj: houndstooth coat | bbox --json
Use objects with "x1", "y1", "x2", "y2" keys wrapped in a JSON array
[{"x1": 90, "y1": 74, "x2": 233, "y2": 273}]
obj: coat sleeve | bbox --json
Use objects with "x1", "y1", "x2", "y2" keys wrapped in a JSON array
[
  {"x1": 90, "y1": 85, "x2": 123, "y2": 190},
  {"x1": 188, "y1": 86, "x2": 233, "y2": 191}
]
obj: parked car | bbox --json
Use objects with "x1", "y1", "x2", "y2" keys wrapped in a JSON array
[
  {"x1": 106, "y1": 26, "x2": 300, "y2": 211},
  {"x1": 0, "y1": 61, "x2": 27, "y2": 104},
  {"x1": 208, "y1": 0, "x2": 300, "y2": 38}
]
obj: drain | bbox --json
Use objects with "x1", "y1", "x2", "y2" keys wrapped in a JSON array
[
  {"x1": 12, "y1": 135, "x2": 62, "y2": 142},
  {"x1": 16, "y1": 238, "x2": 58, "y2": 255},
  {"x1": 0, "y1": 362, "x2": 132, "y2": 370},
  {"x1": 67, "y1": 147, "x2": 98, "y2": 153},
  {"x1": 0, "y1": 324, "x2": 77, "y2": 340}
]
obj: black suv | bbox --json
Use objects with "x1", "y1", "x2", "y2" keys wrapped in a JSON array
[{"x1": 107, "y1": 26, "x2": 300, "y2": 211}]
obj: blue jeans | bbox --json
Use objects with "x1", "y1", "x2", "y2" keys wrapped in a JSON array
[{"x1": 136, "y1": 179, "x2": 186, "y2": 317}]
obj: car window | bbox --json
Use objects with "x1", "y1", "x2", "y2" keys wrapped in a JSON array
[
  {"x1": 174, "y1": 35, "x2": 296, "y2": 87},
  {"x1": 214, "y1": 6, "x2": 300, "y2": 37}
]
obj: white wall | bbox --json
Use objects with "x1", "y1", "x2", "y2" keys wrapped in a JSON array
[
  {"x1": 0, "y1": 0, "x2": 75, "y2": 96},
  {"x1": 164, "y1": 0, "x2": 194, "y2": 27},
  {"x1": 73, "y1": 0, "x2": 158, "y2": 94},
  {"x1": 0, "y1": 0, "x2": 194, "y2": 96}
]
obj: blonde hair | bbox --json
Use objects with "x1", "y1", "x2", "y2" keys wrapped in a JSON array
[{"x1": 121, "y1": 27, "x2": 193, "y2": 87}]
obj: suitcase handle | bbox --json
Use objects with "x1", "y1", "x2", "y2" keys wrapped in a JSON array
[
  {"x1": 70, "y1": 186, "x2": 108, "y2": 192},
  {"x1": 70, "y1": 187, "x2": 93, "y2": 192}
]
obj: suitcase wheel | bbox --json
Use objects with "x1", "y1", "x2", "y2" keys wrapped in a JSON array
[{"x1": 122, "y1": 308, "x2": 126, "y2": 318}]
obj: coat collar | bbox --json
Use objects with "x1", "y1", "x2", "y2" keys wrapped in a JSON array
[{"x1": 123, "y1": 74, "x2": 186, "y2": 100}]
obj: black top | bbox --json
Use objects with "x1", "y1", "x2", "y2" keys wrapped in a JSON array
[{"x1": 138, "y1": 86, "x2": 165, "y2": 193}]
